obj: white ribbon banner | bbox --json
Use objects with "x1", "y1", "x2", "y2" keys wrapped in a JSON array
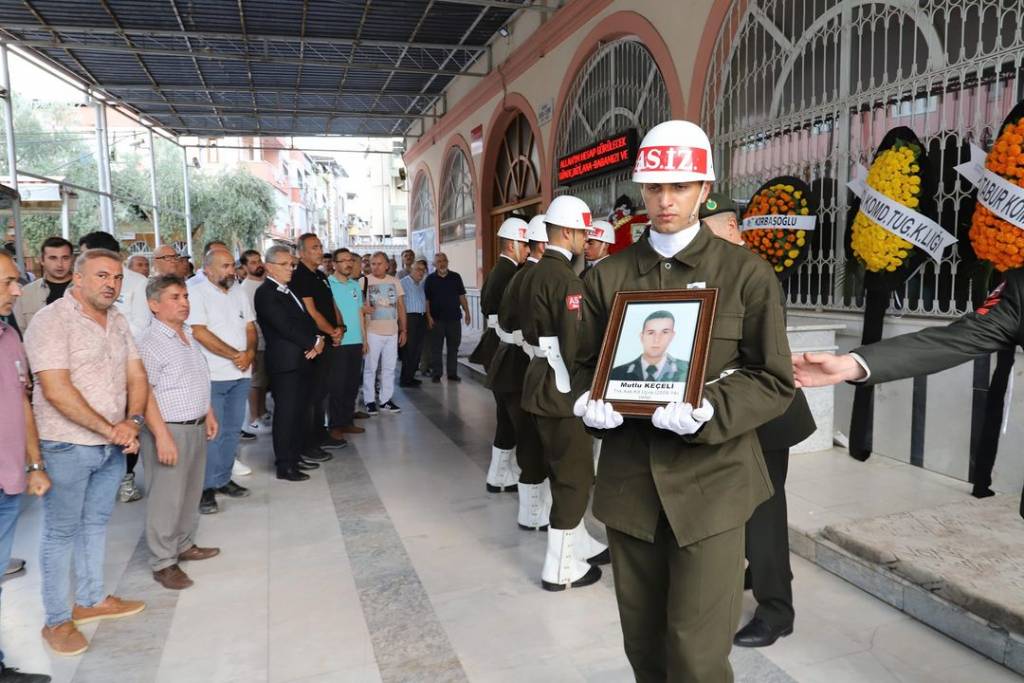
[
  {"x1": 954, "y1": 143, "x2": 1024, "y2": 230},
  {"x1": 847, "y1": 164, "x2": 957, "y2": 263},
  {"x1": 740, "y1": 214, "x2": 818, "y2": 232}
]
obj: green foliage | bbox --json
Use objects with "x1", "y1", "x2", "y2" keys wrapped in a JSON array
[{"x1": 3, "y1": 101, "x2": 275, "y2": 254}]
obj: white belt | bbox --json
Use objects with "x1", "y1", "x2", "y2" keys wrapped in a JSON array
[
  {"x1": 486, "y1": 314, "x2": 498, "y2": 329},
  {"x1": 537, "y1": 336, "x2": 571, "y2": 394},
  {"x1": 512, "y1": 329, "x2": 524, "y2": 346},
  {"x1": 496, "y1": 326, "x2": 515, "y2": 344}
]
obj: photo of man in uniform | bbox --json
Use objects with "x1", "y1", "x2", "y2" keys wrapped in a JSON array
[{"x1": 610, "y1": 309, "x2": 689, "y2": 382}]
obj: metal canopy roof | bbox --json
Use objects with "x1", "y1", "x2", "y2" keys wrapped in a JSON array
[{"x1": 0, "y1": 0, "x2": 549, "y2": 138}]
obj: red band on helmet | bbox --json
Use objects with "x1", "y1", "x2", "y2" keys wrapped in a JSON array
[
  {"x1": 582, "y1": 212, "x2": 592, "y2": 226},
  {"x1": 588, "y1": 227, "x2": 605, "y2": 238},
  {"x1": 633, "y1": 146, "x2": 708, "y2": 174}
]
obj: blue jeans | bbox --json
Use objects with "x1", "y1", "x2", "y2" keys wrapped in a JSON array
[
  {"x1": 40, "y1": 441, "x2": 123, "y2": 627},
  {"x1": 206, "y1": 378, "x2": 251, "y2": 489},
  {"x1": 0, "y1": 490, "x2": 23, "y2": 663}
]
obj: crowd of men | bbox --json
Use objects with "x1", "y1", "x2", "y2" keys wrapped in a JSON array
[
  {"x1": 0, "y1": 226, "x2": 474, "y2": 679},
  {"x1": 5, "y1": 117, "x2": 1021, "y2": 683}
]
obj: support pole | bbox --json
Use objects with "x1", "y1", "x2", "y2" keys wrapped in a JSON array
[
  {"x1": 181, "y1": 146, "x2": 194, "y2": 264},
  {"x1": 0, "y1": 44, "x2": 24, "y2": 272},
  {"x1": 93, "y1": 100, "x2": 114, "y2": 234},
  {"x1": 60, "y1": 188, "x2": 70, "y2": 239},
  {"x1": 147, "y1": 128, "x2": 161, "y2": 248}
]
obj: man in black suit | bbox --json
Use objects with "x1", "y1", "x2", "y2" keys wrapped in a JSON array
[
  {"x1": 254, "y1": 245, "x2": 326, "y2": 481},
  {"x1": 701, "y1": 194, "x2": 816, "y2": 648}
]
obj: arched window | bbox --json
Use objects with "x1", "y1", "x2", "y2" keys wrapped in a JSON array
[
  {"x1": 702, "y1": 0, "x2": 1023, "y2": 316},
  {"x1": 553, "y1": 37, "x2": 671, "y2": 216},
  {"x1": 409, "y1": 171, "x2": 436, "y2": 259},
  {"x1": 492, "y1": 112, "x2": 542, "y2": 212},
  {"x1": 439, "y1": 147, "x2": 476, "y2": 242}
]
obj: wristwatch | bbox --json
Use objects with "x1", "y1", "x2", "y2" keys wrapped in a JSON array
[
  {"x1": 129, "y1": 414, "x2": 145, "y2": 427},
  {"x1": 25, "y1": 462, "x2": 46, "y2": 473}
]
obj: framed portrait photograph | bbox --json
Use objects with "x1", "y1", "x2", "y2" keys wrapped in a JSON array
[{"x1": 590, "y1": 289, "x2": 718, "y2": 417}]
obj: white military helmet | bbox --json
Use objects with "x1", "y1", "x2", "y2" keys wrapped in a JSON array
[
  {"x1": 496, "y1": 216, "x2": 529, "y2": 243},
  {"x1": 544, "y1": 195, "x2": 592, "y2": 230},
  {"x1": 526, "y1": 214, "x2": 549, "y2": 242},
  {"x1": 632, "y1": 120, "x2": 716, "y2": 184},
  {"x1": 586, "y1": 219, "x2": 615, "y2": 245}
]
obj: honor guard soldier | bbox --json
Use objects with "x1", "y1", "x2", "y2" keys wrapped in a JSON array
[
  {"x1": 581, "y1": 219, "x2": 616, "y2": 277},
  {"x1": 701, "y1": 193, "x2": 816, "y2": 649},
  {"x1": 520, "y1": 197, "x2": 609, "y2": 591},
  {"x1": 486, "y1": 215, "x2": 552, "y2": 529},
  {"x1": 572, "y1": 121, "x2": 795, "y2": 682},
  {"x1": 471, "y1": 217, "x2": 530, "y2": 493}
]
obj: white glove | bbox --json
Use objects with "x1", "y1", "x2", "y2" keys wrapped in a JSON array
[
  {"x1": 651, "y1": 399, "x2": 714, "y2": 436},
  {"x1": 573, "y1": 391, "x2": 624, "y2": 430}
]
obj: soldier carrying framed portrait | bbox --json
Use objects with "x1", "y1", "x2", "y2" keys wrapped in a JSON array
[{"x1": 589, "y1": 288, "x2": 718, "y2": 416}]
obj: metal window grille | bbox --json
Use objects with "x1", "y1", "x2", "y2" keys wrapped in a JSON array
[
  {"x1": 410, "y1": 171, "x2": 435, "y2": 234},
  {"x1": 702, "y1": 0, "x2": 1024, "y2": 316},
  {"x1": 439, "y1": 146, "x2": 476, "y2": 242},
  {"x1": 492, "y1": 112, "x2": 542, "y2": 211},
  {"x1": 553, "y1": 37, "x2": 671, "y2": 217}
]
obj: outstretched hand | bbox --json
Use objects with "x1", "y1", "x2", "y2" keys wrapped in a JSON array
[{"x1": 792, "y1": 352, "x2": 866, "y2": 388}]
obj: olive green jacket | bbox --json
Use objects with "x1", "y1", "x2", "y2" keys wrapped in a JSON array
[
  {"x1": 855, "y1": 269, "x2": 1024, "y2": 383},
  {"x1": 521, "y1": 249, "x2": 584, "y2": 418},
  {"x1": 485, "y1": 258, "x2": 536, "y2": 393},
  {"x1": 573, "y1": 225, "x2": 795, "y2": 546},
  {"x1": 469, "y1": 256, "x2": 519, "y2": 369}
]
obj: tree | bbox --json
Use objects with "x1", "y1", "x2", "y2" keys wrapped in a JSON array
[{"x1": 193, "y1": 168, "x2": 276, "y2": 251}]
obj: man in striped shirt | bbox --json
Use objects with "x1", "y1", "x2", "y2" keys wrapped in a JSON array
[{"x1": 137, "y1": 275, "x2": 221, "y2": 591}]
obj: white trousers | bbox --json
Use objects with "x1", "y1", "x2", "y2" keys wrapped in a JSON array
[{"x1": 363, "y1": 332, "x2": 398, "y2": 404}]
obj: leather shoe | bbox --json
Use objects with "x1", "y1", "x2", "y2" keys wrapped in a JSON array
[
  {"x1": 972, "y1": 485, "x2": 995, "y2": 498},
  {"x1": 276, "y1": 469, "x2": 310, "y2": 482},
  {"x1": 178, "y1": 545, "x2": 220, "y2": 562},
  {"x1": 216, "y1": 480, "x2": 250, "y2": 498},
  {"x1": 321, "y1": 435, "x2": 348, "y2": 450},
  {"x1": 733, "y1": 617, "x2": 793, "y2": 648},
  {"x1": 339, "y1": 425, "x2": 365, "y2": 435},
  {"x1": 353, "y1": 411, "x2": 370, "y2": 420},
  {"x1": 296, "y1": 459, "x2": 320, "y2": 470},
  {"x1": 447, "y1": 375, "x2": 461, "y2": 382},
  {"x1": 303, "y1": 448, "x2": 333, "y2": 462},
  {"x1": 153, "y1": 564, "x2": 193, "y2": 590}
]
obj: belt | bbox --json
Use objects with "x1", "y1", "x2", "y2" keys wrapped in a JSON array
[
  {"x1": 526, "y1": 344, "x2": 543, "y2": 357},
  {"x1": 486, "y1": 314, "x2": 498, "y2": 329},
  {"x1": 167, "y1": 416, "x2": 206, "y2": 425},
  {"x1": 496, "y1": 327, "x2": 516, "y2": 344}
]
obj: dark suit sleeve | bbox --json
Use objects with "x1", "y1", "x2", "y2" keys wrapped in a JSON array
[
  {"x1": 255, "y1": 287, "x2": 318, "y2": 350},
  {"x1": 857, "y1": 273, "x2": 1022, "y2": 385}
]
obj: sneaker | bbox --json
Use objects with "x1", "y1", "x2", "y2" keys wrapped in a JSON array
[
  {"x1": 321, "y1": 435, "x2": 348, "y2": 450},
  {"x1": 199, "y1": 489, "x2": 219, "y2": 514},
  {"x1": 117, "y1": 473, "x2": 143, "y2": 503},
  {"x1": 365, "y1": 402, "x2": 379, "y2": 416},
  {"x1": 0, "y1": 662, "x2": 53, "y2": 681},
  {"x1": 232, "y1": 458, "x2": 252, "y2": 477},
  {"x1": 380, "y1": 400, "x2": 401, "y2": 414},
  {"x1": 41, "y1": 621, "x2": 88, "y2": 657},
  {"x1": 71, "y1": 595, "x2": 145, "y2": 626},
  {"x1": 4, "y1": 558, "x2": 25, "y2": 577},
  {"x1": 217, "y1": 480, "x2": 250, "y2": 498},
  {"x1": 239, "y1": 430, "x2": 257, "y2": 441},
  {"x1": 248, "y1": 418, "x2": 271, "y2": 434}
]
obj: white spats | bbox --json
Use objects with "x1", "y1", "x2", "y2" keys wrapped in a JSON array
[
  {"x1": 541, "y1": 526, "x2": 602, "y2": 591},
  {"x1": 517, "y1": 480, "x2": 552, "y2": 531},
  {"x1": 486, "y1": 446, "x2": 520, "y2": 492}
]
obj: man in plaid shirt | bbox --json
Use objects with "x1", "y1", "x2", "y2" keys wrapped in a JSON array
[{"x1": 136, "y1": 275, "x2": 221, "y2": 590}]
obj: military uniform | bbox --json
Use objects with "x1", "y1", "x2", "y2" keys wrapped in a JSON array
[
  {"x1": 574, "y1": 226, "x2": 795, "y2": 681},
  {"x1": 485, "y1": 258, "x2": 546, "y2": 490},
  {"x1": 470, "y1": 255, "x2": 521, "y2": 473},
  {"x1": 609, "y1": 354, "x2": 689, "y2": 382},
  {"x1": 520, "y1": 249, "x2": 596, "y2": 531}
]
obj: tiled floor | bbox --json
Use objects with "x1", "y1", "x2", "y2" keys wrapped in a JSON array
[{"x1": 0, "y1": 374, "x2": 1018, "y2": 682}]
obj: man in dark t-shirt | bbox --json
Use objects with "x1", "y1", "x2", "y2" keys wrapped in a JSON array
[
  {"x1": 13, "y1": 236, "x2": 74, "y2": 331},
  {"x1": 290, "y1": 233, "x2": 348, "y2": 454},
  {"x1": 424, "y1": 252, "x2": 470, "y2": 382}
]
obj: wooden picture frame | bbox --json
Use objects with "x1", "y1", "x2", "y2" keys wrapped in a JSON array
[{"x1": 590, "y1": 289, "x2": 718, "y2": 417}]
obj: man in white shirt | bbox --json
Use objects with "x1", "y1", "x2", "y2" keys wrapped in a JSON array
[
  {"x1": 239, "y1": 249, "x2": 271, "y2": 436},
  {"x1": 187, "y1": 248, "x2": 257, "y2": 515},
  {"x1": 186, "y1": 240, "x2": 229, "y2": 287}
]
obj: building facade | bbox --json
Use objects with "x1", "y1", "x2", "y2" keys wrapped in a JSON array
[{"x1": 404, "y1": 0, "x2": 1024, "y2": 490}]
